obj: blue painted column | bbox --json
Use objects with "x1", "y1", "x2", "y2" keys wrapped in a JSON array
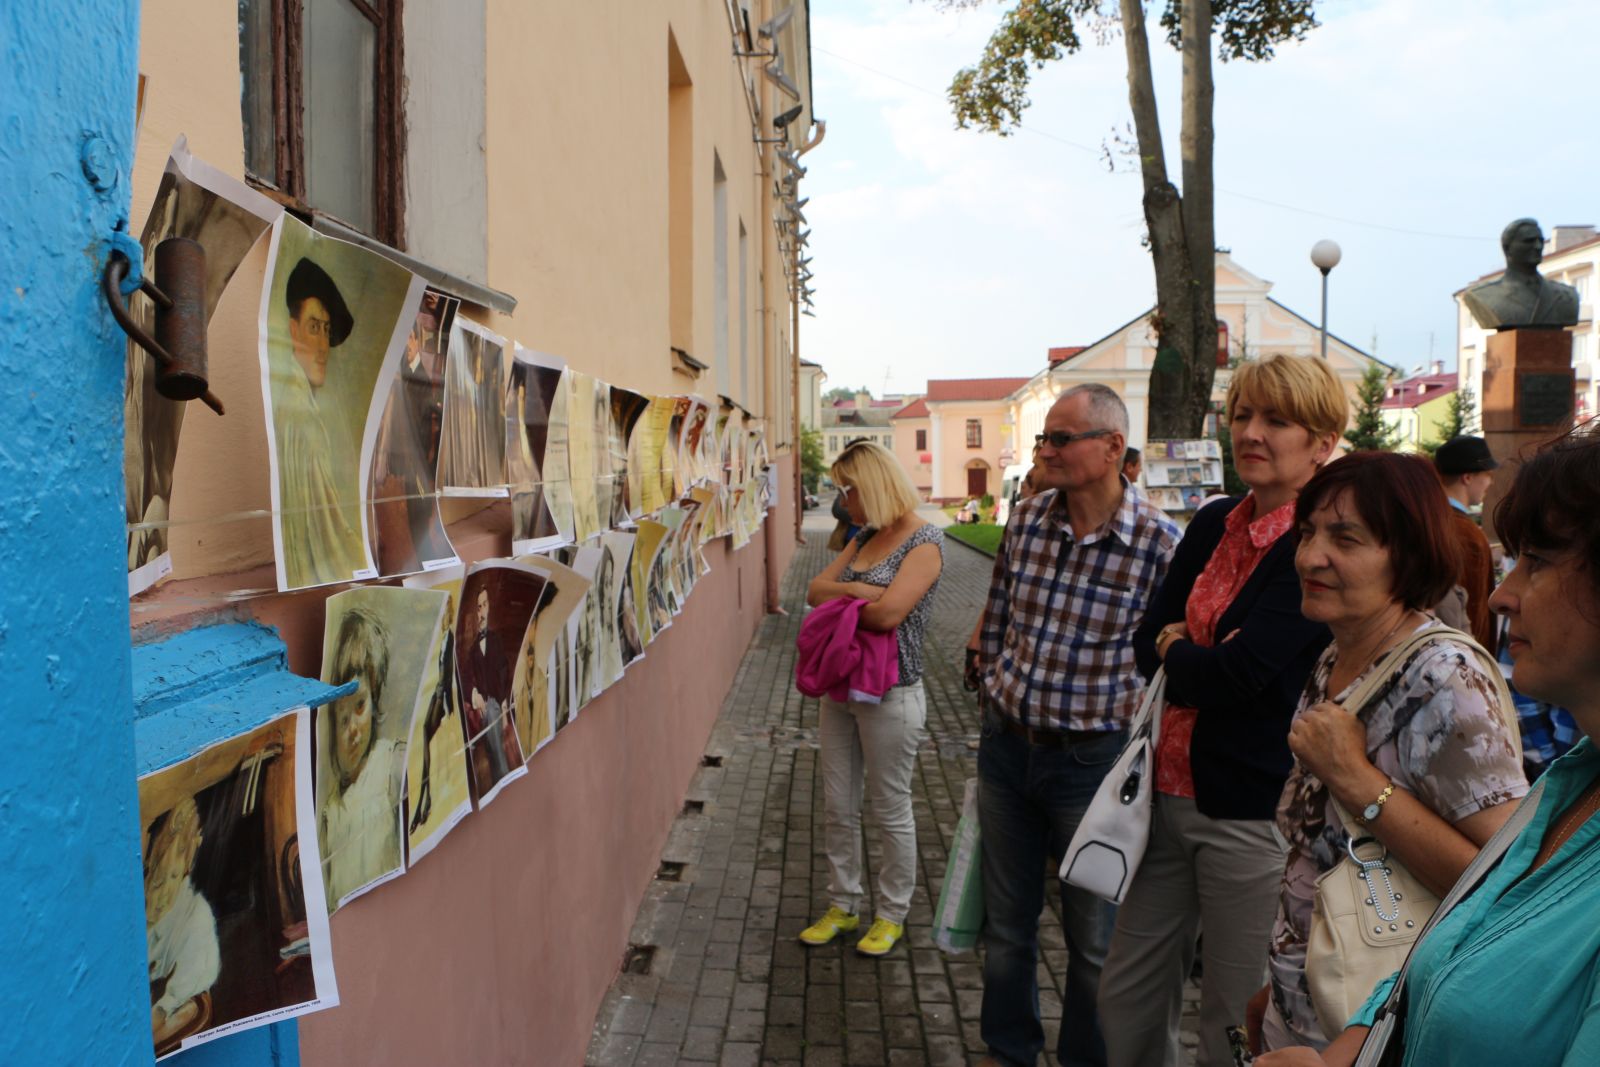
[{"x1": 0, "y1": 2, "x2": 154, "y2": 1064}]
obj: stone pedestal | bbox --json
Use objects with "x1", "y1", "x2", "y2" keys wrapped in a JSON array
[{"x1": 1481, "y1": 327, "x2": 1575, "y2": 539}]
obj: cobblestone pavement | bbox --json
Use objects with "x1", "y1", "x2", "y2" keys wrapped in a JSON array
[{"x1": 586, "y1": 512, "x2": 1200, "y2": 1066}]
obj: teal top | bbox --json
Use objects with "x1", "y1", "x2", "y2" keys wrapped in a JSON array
[{"x1": 1352, "y1": 737, "x2": 1600, "y2": 1065}]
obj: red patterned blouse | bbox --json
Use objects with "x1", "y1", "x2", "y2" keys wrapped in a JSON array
[{"x1": 1155, "y1": 495, "x2": 1297, "y2": 798}]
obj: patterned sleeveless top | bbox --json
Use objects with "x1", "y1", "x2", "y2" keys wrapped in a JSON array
[{"x1": 839, "y1": 523, "x2": 944, "y2": 687}]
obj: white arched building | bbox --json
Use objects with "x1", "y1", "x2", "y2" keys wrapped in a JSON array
[{"x1": 1005, "y1": 252, "x2": 1390, "y2": 460}]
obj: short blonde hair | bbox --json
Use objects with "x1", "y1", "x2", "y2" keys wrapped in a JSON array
[
  {"x1": 830, "y1": 441, "x2": 920, "y2": 529},
  {"x1": 1225, "y1": 354, "x2": 1349, "y2": 439}
]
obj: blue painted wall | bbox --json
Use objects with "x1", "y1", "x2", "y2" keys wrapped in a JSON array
[{"x1": 0, "y1": 2, "x2": 155, "y2": 1063}]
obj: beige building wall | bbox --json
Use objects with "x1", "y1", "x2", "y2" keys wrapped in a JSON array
[
  {"x1": 132, "y1": 2, "x2": 810, "y2": 1063},
  {"x1": 891, "y1": 415, "x2": 933, "y2": 498},
  {"x1": 800, "y1": 361, "x2": 826, "y2": 431},
  {"x1": 928, "y1": 400, "x2": 1011, "y2": 501}
]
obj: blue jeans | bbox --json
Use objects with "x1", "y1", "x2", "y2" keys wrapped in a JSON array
[{"x1": 978, "y1": 704, "x2": 1123, "y2": 1067}]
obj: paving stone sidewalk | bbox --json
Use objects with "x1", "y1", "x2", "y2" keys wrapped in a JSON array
[{"x1": 586, "y1": 512, "x2": 1200, "y2": 1066}]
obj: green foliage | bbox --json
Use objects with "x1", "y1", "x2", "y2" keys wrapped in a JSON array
[
  {"x1": 1419, "y1": 386, "x2": 1478, "y2": 457},
  {"x1": 800, "y1": 427, "x2": 827, "y2": 492},
  {"x1": 980, "y1": 493, "x2": 996, "y2": 510},
  {"x1": 945, "y1": 0, "x2": 1319, "y2": 134},
  {"x1": 822, "y1": 386, "x2": 869, "y2": 404},
  {"x1": 1344, "y1": 364, "x2": 1400, "y2": 452},
  {"x1": 945, "y1": 522, "x2": 1005, "y2": 556}
]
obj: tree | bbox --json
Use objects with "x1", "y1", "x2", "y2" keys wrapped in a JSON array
[
  {"x1": 800, "y1": 426, "x2": 827, "y2": 492},
  {"x1": 940, "y1": 0, "x2": 1319, "y2": 437},
  {"x1": 823, "y1": 386, "x2": 869, "y2": 405},
  {"x1": 1344, "y1": 364, "x2": 1399, "y2": 452},
  {"x1": 1419, "y1": 386, "x2": 1478, "y2": 456}
]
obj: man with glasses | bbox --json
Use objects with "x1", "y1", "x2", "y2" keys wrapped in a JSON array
[{"x1": 973, "y1": 384, "x2": 1180, "y2": 1067}]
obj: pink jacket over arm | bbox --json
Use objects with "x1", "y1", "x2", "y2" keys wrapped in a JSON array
[{"x1": 794, "y1": 597, "x2": 901, "y2": 703}]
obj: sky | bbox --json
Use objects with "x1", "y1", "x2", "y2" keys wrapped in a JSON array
[{"x1": 801, "y1": 0, "x2": 1600, "y2": 395}]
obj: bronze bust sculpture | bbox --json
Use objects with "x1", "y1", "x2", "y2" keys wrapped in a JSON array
[{"x1": 1462, "y1": 218, "x2": 1580, "y2": 330}]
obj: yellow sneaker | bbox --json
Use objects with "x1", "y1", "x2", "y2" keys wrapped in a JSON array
[
  {"x1": 798, "y1": 906, "x2": 859, "y2": 946},
  {"x1": 855, "y1": 917, "x2": 904, "y2": 957}
]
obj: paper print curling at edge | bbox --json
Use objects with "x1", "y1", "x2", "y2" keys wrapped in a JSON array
[
  {"x1": 564, "y1": 543, "x2": 606, "y2": 713},
  {"x1": 140, "y1": 708, "x2": 338, "y2": 1061},
  {"x1": 400, "y1": 565, "x2": 474, "y2": 867},
  {"x1": 439, "y1": 318, "x2": 511, "y2": 497},
  {"x1": 257, "y1": 213, "x2": 425, "y2": 592},
  {"x1": 508, "y1": 349, "x2": 572, "y2": 555},
  {"x1": 608, "y1": 386, "x2": 649, "y2": 526},
  {"x1": 455, "y1": 560, "x2": 551, "y2": 807},
  {"x1": 317, "y1": 585, "x2": 450, "y2": 912},
  {"x1": 566, "y1": 371, "x2": 604, "y2": 543},
  {"x1": 511, "y1": 552, "x2": 591, "y2": 754},
  {"x1": 367, "y1": 288, "x2": 461, "y2": 578},
  {"x1": 129, "y1": 137, "x2": 282, "y2": 597}
]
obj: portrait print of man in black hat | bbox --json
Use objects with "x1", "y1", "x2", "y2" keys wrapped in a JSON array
[
  {"x1": 262, "y1": 216, "x2": 421, "y2": 590},
  {"x1": 272, "y1": 254, "x2": 370, "y2": 588}
]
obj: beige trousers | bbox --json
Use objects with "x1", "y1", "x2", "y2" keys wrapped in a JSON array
[{"x1": 1098, "y1": 793, "x2": 1286, "y2": 1067}]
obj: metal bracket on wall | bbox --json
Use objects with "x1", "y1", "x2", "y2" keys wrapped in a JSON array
[{"x1": 104, "y1": 238, "x2": 225, "y2": 415}]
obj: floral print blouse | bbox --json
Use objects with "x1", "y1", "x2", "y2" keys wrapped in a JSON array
[{"x1": 1265, "y1": 618, "x2": 1528, "y2": 1049}]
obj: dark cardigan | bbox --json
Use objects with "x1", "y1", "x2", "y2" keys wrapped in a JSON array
[{"x1": 1132, "y1": 496, "x2": 1331, "y2": 821}]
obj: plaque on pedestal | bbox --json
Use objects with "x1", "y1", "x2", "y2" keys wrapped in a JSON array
[{"x1": 1480, "y1": 327, "x2": 1575, "y2": 537}]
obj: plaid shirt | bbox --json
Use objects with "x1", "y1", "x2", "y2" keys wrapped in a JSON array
[{"x1": 980, "y1": 485, "x2": 1179, "y2": 732}]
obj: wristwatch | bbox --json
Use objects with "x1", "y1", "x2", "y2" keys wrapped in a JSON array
[{"x1": 1356, "y1": 783, "x2": 1395, "y2": 826}]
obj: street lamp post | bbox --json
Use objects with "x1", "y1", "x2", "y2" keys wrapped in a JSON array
[{"x1": 1310, "y1": 239, "x2": 1342, "y2": 361}]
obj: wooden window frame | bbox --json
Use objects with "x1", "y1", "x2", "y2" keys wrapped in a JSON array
[
  {"x1": 246, "y1": 0, "x2": 407, "y2": 248},
  {"x1": 965, "y1": 419, "x2": 982, "y2": 449},
  {"x1": 915, "y1": 428, "x2": 927, "y2": 451}
]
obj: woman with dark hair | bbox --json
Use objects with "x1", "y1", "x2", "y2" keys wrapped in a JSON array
[
  {"x1": 1101, "y1": 354, "x2": 1348, "y2": 1067},
  {"x1": 1250, "y1": 451, "x2": 1526, "y2": 1055},
  {"x1": 1258, "y1": 425, "x2": 1600, "y2": 1065}
]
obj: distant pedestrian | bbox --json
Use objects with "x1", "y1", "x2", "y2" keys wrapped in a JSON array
[
  {"x1": 1121, "y1": 446, "x2": 1143, "y2": 485},
  {"x1": 800, "y1": 441, "x2": 944, "y2": 957},
  {"x1": 1099, "y1": 353, "x2": 1347, "y2": 1067},
  {"x1": 1431, "y1": 435, "x2": 1499, "y2": 649},
  {"x1": 973, "y1": 384, "x2": 1179, "y2": 1067}
]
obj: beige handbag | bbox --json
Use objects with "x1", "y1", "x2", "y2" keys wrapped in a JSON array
[{"x1": 1304, "y1": 624, "x2": 1519, "y2": 1036}]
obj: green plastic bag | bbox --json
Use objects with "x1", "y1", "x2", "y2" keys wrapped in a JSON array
[{"x1": 933, "y1": 778, "x2": 984, "y2": 954}]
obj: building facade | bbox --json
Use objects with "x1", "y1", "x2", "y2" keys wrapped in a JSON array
[
  {"x1": 1005, "y1": 253, "x2": 1389, "y2": 460},
  {"x1": 100, "y1": 3, "x2": 816, "y2": 1065},
  {"x1": 1455, "y1": 224, "x2": 1599, "y2": 423},
  {"x1": 890, "y1": 397, "x2": 933, "y2": 500},
  {"x1": 919, "y1": 378, "x2": 1030, "y2": 503},
  {"x1": 799, "y1": 357, "x2": 826, "y2": 431},
  {"x1": 1381, "y1": 365, "x2": 1458, "y2": 451}
]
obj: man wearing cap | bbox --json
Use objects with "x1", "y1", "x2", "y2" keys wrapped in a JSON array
[
  {"x1": 1432, "y1": 435, "x2": 1498, "y2": 648},
  {"x1": 275, "y1": 256, "x2": 366, "y2": 587}
]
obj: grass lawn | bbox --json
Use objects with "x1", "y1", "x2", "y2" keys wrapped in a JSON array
[{"x1": 944, "y1": 522, "x2": 1003, "y2": 556}]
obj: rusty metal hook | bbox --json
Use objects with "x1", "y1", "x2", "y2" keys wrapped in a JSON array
[{"x1": 104, "y1": 246, "x2": 225, "y2": 416}]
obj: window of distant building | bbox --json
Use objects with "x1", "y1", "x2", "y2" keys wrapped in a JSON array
[
  {"x1": 915, "y1": 428, "x2": 927, "y2": 450},
  {"x1": 966, "y1": 419, "x2": 982, "y2": 448},
  {"x1": 240, "y1": 0, "x2": 407, "y2": 245}
]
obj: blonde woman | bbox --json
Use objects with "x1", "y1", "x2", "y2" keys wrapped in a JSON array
[
  {"x1": 1099, "y1": 354, "x2": 1350, "y2": 1067},
  {"x1": 801, "y1": 441, "x2": 944, "y2": 956}
]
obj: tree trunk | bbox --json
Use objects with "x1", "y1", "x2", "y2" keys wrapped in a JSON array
[
  {"x1": 1173, "y1": 0, "x2": 1218, "y2": 438},
  {"x1": 1119, "y1": 0, "x2": 1198, "y2": 439}
]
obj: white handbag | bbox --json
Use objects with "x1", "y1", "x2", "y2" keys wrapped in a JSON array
[
  {"x1": 1306, "y1": 624, "x2": 1521, "y2": 1038},
  {"x1": 1058, "y1": 669, "x2": 1166, "y2": 904}
]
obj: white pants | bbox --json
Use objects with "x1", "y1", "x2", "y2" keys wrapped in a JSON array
[{"x1": 818, "y1": 683, "x2": 926, "y2": 925}]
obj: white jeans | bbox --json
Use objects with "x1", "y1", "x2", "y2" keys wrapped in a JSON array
[{"x1": 818, "y1": 683, "x2": 926, "y2": 924}]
